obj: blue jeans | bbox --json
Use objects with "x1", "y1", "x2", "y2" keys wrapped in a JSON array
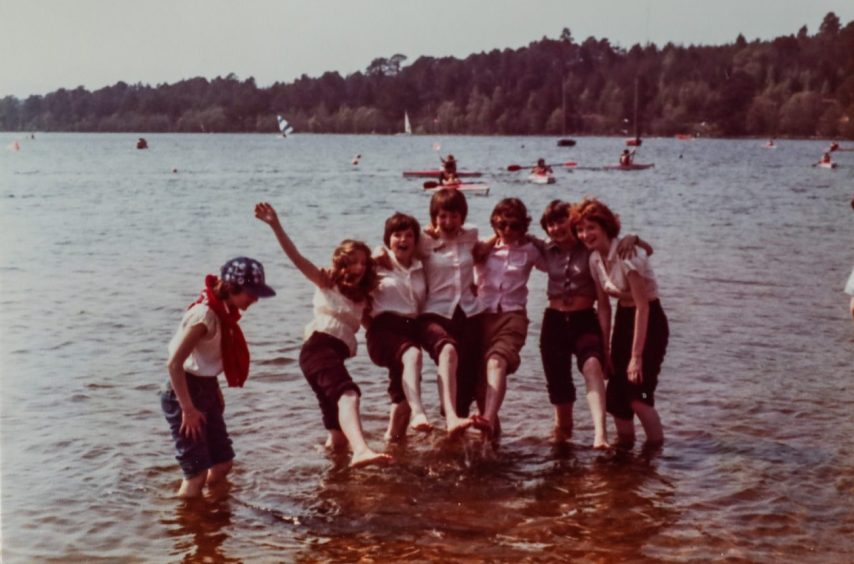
[{"x1": 161, "y1": 374, "x2": 234, "y2": 478}]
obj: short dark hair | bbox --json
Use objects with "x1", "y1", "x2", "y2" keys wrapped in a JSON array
[
  {"x1": 491, "y1": 198, "x2": 531, "y2": 234},
  {"x1": 429, "y1": 188, "x2": 468, "y2": 225},
  {"x1": 540, "y1": 199, "x2": 572, "y2": 232},
  {"x1": 383, "y1": 212, "x2": 421, "y2": 247}
]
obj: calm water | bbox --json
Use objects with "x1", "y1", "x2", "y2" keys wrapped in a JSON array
[{"x1": 2, "y1": 133, "x2": 853, "y2": 562}]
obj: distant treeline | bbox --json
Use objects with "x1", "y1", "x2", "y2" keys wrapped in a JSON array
[{"x1": 2, "y1": 12, "x2": 853, "y2": 138}]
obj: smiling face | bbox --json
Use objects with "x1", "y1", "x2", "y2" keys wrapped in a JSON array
[
  {"x1": 577, "y1": 218, "x2": 610, "y2": 252},
  {"x1": 340, "y1": 249, "x2": 368, "y2": 285},
  {"x1": 435, "y1": 209, "x2": 463, "y2": 237},
  {"x1": 544, "y1": 212, "x2": 577, "y2": 247},
  {"x1": 493, "y1": 215, "x2": 525, "y2": 244},
  {"x1": 389, "y1": 228, "x2": 416, "y2": 265}
]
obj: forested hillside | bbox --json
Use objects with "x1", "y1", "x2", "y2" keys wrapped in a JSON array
[{"x1": 2, "y1": 12, "x2": 852, "y2": 138}]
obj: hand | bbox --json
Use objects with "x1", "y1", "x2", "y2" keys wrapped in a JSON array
[
  {"x1": 424, "y1": 225, "x2": 440, "y2": 240},
  {"x1": 628, "y1": 356, "x2": 643, "y2": 385},
  {"x1": 180, "y1": 406, "x2": 207, "y2": 441},
  {"x1": 254, "y1": 202, "x2": 281, "y2": 227},
  {"x1": 616, "y1": 234, "x2": 640, "y2": 260},
  {"x1": 373, "y1": 248, "x2": 393, "y2": 270}
]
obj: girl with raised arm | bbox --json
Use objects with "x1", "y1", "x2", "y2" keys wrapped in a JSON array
[
  {"x1": 255, "y1": 202, "x2": 391, "y2": 467},
  {"x1": 575, "y1": 198, "x2": 668, "y2": 447}
]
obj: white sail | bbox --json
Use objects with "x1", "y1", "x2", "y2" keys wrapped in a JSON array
[
  {"x1": 404, "y1": 111, "x2": 412, "y2": 135},
  {"x1": 277, "y1": 115, "x2": 294, "y2": 137}
]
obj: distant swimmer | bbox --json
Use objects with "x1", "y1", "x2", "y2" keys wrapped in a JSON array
[
  {"x1": 137, "y1": 138, "x2": 148, "y2": 150},
  {"x1": 829, "y1": 141, "x2": 840, "y2": 152},
  {"x1": 352, "y1": 153, "x2": 361, "y2": 166},
  {"x1": 9, "y1": 140, "x2": 20, "y2": 152}
]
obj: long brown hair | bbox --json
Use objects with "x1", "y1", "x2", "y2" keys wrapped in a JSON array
[{"x1": 328, "y1": 240, "x2": 377, "y2": 303}]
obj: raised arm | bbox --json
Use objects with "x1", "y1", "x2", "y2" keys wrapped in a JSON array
[
  {"x1": 625, "y1": 271, "x2": 650, "y2": 385},
  {"x1": 255, "y1": 202, "x2": 325, "y2": 287}
]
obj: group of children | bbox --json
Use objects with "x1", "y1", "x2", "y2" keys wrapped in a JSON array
[{"x1": 161, "y1": 189, "x2": 670, "y2": 498}]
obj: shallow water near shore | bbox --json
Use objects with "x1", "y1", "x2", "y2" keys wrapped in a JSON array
[{"x1": 2, "y1": 132, "x2": 853, "y2": 561}]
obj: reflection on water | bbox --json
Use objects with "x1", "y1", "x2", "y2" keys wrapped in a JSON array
[{"x1": 1, "y1": 133, "x2": 853, "y2": 561}]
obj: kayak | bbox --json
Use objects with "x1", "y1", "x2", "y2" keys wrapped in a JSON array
[
  {"x1": 817, "y1": 162, "x2": 838, "y2": 169},
  {"x1": 762, "y1": 144, "x2": 777, "y2": 149},
  {"x1": 625, "y1": 138, "x2": 642, "y2": 147},
  {"x1": 675, "y1": 134, "x2": 693, "y2": 140},
  {"x1": 603, "y1": 163, "x2": 654, "y2": 171},
  {"x1": 528, "y1": 172, "x2": 556, "y2": 184},
  {"x1": 424, "y1": 182, "x2": 490, "y2": 196},
  {"x1": 403, "y1": 170, "x2": 482, "y2": 178},
  {"x1": 556, "y1": 138, "x2": 576, "y2": 147}
]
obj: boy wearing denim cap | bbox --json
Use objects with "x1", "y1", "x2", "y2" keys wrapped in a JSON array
[{"x1": 161, "y1": 257, "x2": 275, "y2": 498}]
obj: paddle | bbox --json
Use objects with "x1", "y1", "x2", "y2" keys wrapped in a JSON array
[{"x1": 507, "y1": 161, "x2": 576, "y2": 171}]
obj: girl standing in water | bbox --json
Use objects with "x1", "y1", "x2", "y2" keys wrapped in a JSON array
[
  {"x1": 576, "y1": 198, "x2": 668, "y2": 447},
  {"x1": 366, "y1": 212, "x2": 432, "y2": 440},
  {"x1": 255, "y1": 202, "x2": 391, "y2": 467},
  {"x1": 162, "y1": 257, "x2": 276, "y2": 497}
]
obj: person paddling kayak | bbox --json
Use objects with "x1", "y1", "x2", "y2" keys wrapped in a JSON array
[
  {"x1": 619, "y1": 149, "x2": 635, "y2": 166},
  {"x1": 532, "y1": 158, "x2": 553, "y2": 175},
  {"x1": 438, "y1": 154, "x2": 461, "y2": 185}
]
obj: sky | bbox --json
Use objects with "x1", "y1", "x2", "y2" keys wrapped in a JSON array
[{"x1": 1, "y1": 0, "x2": 853, "y2": 99}]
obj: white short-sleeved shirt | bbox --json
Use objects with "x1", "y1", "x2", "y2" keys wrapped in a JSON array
[
  {"x1": 167, "y1": 303, "x2": 222, "y2": 377},
  {"x1": 304, "y1": 286, "x2": 365, "y2": 357},
  {"x1": 371, "y1": 249, "x2": 426, "y2": 318},
  {"x1": 475, "y1": 240, "x2": 544, "y2": 313},
  {"x1": 845, "y1": 266, "x2": 854, "y2": 296},
  {"x1": 589, "y1": 237, "x2": 660, "y2": 302},
  {"x1": 419, "y1": 225, "x2": 486, "y2": 318}
]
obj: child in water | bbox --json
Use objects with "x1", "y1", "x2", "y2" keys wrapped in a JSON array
[
  {"x1": 161, "y1": 257, "x2": 276, "y2": 498},
  {"x1": 255, "y1": 202, "x2": 391, "y2": 467}
]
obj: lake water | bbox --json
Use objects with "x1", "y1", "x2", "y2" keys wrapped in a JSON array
[{"x1": 2, "y1": 133, "x2": 853, "y2": 562}]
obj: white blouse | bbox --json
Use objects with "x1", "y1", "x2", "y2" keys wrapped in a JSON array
[
  {"x1": 590, "y1": 237, "x2": 660, "y2": 302},
  {"x1": 168, "y1": 303, "x2": 222, "y2": 377},
  {"x1": 419, "y1": 225, "x2": 485, "y2": 318},
  {"x1": 304, "y1": 286, "x2": 365, "y2": 357},
  {"x1": 371, "y1": 249, "x2": 426, "y2": 318}
]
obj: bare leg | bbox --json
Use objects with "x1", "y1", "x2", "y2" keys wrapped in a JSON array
[
  {"x1": 473, "y1": 355, "x2": 508, "y2": 437},
  {"x1": 205, "y1": 460, "x2": 233, "y2": 488},
  {"x1": 553, "y1": 402, "x2": 574, "y2": 442},
  {"x1": 580, "y1": 357, "x2": 609, "y2": 448},
  {"x1": 631, "y1": 400, "x2": 663, "y2": 446},
  {"x1": 337, "y1": 390, "x2": 391, "y2": 467},
  {"x1": 613, "y1": 416, "x2": 636, "y2": 447},
  {"x1": 177, "y1": 472, "x2": 207, "y2": 498},
  {"x1": 436, "y1": 344, "x2": 472, "y2": 438},
  {"x1": 385, "y1": 401, "x2": 411, "y2": 442},
  {"x1": 400, "y1": 347, "x2": 431, "y2": 432},
  {"x1": 325, "y1": 429, "x2": 349, "y2": 451}
]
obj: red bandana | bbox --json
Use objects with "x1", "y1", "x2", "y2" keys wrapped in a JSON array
[{"x1": 189, "y1": 275, "x2": 250, "y2": 387}]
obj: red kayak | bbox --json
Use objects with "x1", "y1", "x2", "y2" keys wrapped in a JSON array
[
  {"x1": 603, "y1": 163, "x2": 655, "y2": 171},
  {"x1": 625, "y1": 138, "x2": 642, "y2": 147},
  {"x1": 422, "y1": 181, "x2": 490, "y2": 195},
  {"x1": 403, "y1": 170, "x2": 483, "y2": 178}
]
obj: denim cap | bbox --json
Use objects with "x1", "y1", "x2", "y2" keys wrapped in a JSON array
[{"x1": 221, "y1": 257, "x2": 276, "y2": 298}]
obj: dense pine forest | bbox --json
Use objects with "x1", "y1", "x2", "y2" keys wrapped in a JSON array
[{"x1": 2, "y1": 12, "x2": 852, "y2": 138}]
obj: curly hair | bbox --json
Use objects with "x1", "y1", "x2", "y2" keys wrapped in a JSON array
[
  {"x1": 329, "y1": 240, "x2": 378, "y2": 303},
  {"x1": 573, "y1": 197, "x2": 621, "y2": 239}
]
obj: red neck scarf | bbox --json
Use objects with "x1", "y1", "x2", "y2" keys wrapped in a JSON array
[{"x1": 189, "y1": 275, "x2": 250, "y2": 387}]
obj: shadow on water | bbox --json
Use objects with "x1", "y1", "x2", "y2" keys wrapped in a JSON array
[{"x1": 288, "y1": 437, "x2": 677, "y2": 561}]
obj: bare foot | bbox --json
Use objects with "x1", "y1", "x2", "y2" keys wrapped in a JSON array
[
  {"x1": 471, "y1": 414, "x2": 494, "y2": 437},
  {"x1": 350, "y1": 449, "x2": 393, "y2": 468},
  {"x1": 446, "y1": 417, "x2": 472, "y2": 439},
  {"x1": 592, "y1": 436, "x2": 611, "y2": 450},
  {"x1": 410, "y1": 413, "x2": 433, "y2": 433},
  {"x1": 552, "y1": 425, "x2": 573, "y2": 443}
]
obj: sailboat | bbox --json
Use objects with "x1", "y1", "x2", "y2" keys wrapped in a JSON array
[
  {"x1": 625, "y1": 78, "x2": 642, "y2": 147},
  {"x1": 277, "y1": 115, "x2": 294, "y2": 138},
  {"x1": 401, "y1": 111, "x2": 412, "y2": 135}
]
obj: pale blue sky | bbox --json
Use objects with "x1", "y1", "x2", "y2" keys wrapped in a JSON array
[{"x1": 1, "y1": 0, "x2": 852, "y2": 98}]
